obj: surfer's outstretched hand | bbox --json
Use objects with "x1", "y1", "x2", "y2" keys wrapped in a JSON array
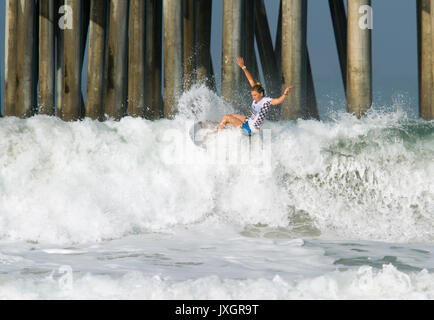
[
  {"x1": 284, "y1": 86, "x2": 294, "y2": 95},
  {"x1": 236, "y1": 57, "x2": 245, "y2": 68}
]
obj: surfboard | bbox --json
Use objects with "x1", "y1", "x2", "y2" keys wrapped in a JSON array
[
  {"x1": 189, "y1": 120, "x2": 219, "y2": 148},
  {"x1": 189, "y1": 120, "x2": 254, "y2": 148}
]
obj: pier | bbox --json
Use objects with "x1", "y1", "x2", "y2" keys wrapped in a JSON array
[{"x1": 1, "y1": 1, "x2": 433, "y2": 121}]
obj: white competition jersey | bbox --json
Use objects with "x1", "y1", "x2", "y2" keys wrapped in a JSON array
[{"x1": 246, "y1": 97, "x2": 272, "y2": 131}]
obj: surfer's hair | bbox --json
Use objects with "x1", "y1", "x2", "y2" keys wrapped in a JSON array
[{"x1": 251, "y1": 82, "x2": 265, "y2": 95}]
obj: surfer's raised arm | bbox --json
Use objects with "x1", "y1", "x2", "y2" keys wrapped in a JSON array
[
  {"x1": 214, "y1": 60, "x2": 294, "y2": 135},
  {"x1": 271, "y1": 86, "x2": 294, "y2": 106},
  {"x1": 236, "y1": 57, "x2": 256, "y2": 88}
]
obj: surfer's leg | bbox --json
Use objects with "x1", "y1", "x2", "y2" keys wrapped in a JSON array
[
  {"x1": 217, "y1": 115, "x2": 243, "y2": 130},
  {"x1": 229, "y1": 114, "x2": 247, "y2": 123}
]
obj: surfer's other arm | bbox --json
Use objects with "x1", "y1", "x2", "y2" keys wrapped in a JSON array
[
  {"x1": 271, "y1": 86, "x2": 294, "y2": 106},
  {"x1": 236, "y1": 57, "x2": 256, "y2": 88}
]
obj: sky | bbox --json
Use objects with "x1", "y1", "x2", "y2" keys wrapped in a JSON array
[{"x1": 0, "y1": 0, "x2": 419, "y2": 115}]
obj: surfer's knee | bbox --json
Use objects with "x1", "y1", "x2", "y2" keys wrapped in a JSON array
[
  {"x1": 221, "y1": 115, "x2": 232, "y2": 123},
  {"x1": 227, "y1": 115, "x2": 242, "y2": 127},
  {"x1": 217, "y1": 117, "x2": 228, "y2": 129},
  {"x1": 218, "y1": 115, "x2": 236, "y2": 130}
]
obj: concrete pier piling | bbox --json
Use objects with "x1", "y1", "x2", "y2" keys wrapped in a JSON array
[
  {"x1": 221, "y1": 0, "x2": 243, "y2": 110},
  {"x1": 255, "y1": 0, "x2": 280, "y2": 98},
  {"x1": 163, "y1": 0, "x2": 183, "y2": 119},
  {"x1": 429, "y1": 0, "x2": 434, "y2": 120},
  {"x1": 85, "y1": 0, "x2": 107, "y2": 121},
  {"x1": 128, "y1": 0, "x2": 146, "y2": 117},
  {"x1": 255, "y1": 0, "x2": 281, "y2": 120},
  {"x1": 16, "y1": 0, "x2": 37, "y2": 118},
  {"x1": 55, "y1": 0, "x2": 64, "y2": 118},
  {"x1": 275, "y1": 0, "x2": 282, "y2": 72},
  {"x1": 306, "y1": 49, "x2": 319, "y2": 120},
  {"x1": 104, "y1": 0, "x2": 129, "y2": 120},
  {"x1": 145, "y1": 0, "x2": 163, "y2": 119},
  {"x1": 4, "y1": 0, "x2": 18, "y2": 116},
  {"x1": 245, "y1": 0, "x2": 258, "y2": 82},
  {"x1": 196, "y1": 0, "x2": 213, "y2": 88},
  {"x1": 418, "y1": 0, "x2": 434, "y2": 120},
  {"x1": 329, "y1": 0, "x2": 348, "y2": 91},
  {"x1": 59, "y1": 0, "x2": 83, "y2": 121},
  {"x1": 281, "y1": 0, "x2": 307, "y2": 120},
  {"x1": 184, "y1": 0, "x2": 196, "y2": 91},
  {"x1": 38, "y1": 0, "x2": 55, "y2": 116},
  {"x1": 346, "y1": 0, "x2": 372, "y2": 118}
]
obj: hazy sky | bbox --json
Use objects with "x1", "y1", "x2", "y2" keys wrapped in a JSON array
[{"x1": 0, "y1": 0, "x2": 419, "y2": 113}]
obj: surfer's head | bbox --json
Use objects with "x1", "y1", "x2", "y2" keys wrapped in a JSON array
[{"x1": 251, "y1": 82, "x2": 265, "y2": 102}]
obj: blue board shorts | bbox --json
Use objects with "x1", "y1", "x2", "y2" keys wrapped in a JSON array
[{"x1": 241, "y1": 122, "x2": 252, "y2": 136}]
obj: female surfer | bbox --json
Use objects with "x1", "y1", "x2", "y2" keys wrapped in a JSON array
[{"x1": 216, "y1": 57, "x2": 294, "y2": 136}]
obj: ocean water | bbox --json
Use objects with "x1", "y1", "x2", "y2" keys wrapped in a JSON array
[{"x1": 0, "y1": 85, "x2": 433, "y2": 299}]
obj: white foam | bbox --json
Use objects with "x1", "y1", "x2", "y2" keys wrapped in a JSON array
[
  {"x1": 0, "y1": 252, "x2": 23, "y2": 264},
  {"x1": 1, "y1": 264, "x2": 433, "y2": 300},
  {"x1": 0, "y1": 86, "x2": 432, "y2": 244}
]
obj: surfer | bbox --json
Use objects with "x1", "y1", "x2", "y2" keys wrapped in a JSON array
[{"x1": 216, "y1": 57, "x2": 294, "y2": 136}]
